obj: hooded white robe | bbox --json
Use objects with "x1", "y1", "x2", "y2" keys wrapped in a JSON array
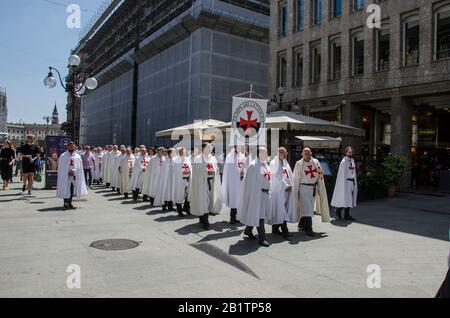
[
  {"x1": 162, "y1": 156, "x2": 174, "y2": 203},
  {"x1": 331, "y1": 157, "x2": 358, "y2": 208},
  {"x1": 221, "y1": 150, "x2": 245, "y2": 209},
  {"x1": 171, "y1": 156, "x2": 192, "y2": 204},
  {"x1": 237, "y1": 159, "x2": 271, "y2": 227},
  {"x1": 111, "y1": 152, "x2": 123, "y2": 188},
  {"x1": 119, "y1": 153, "x2": 135, "y2": 195},
  {"x1": 268, "y1": 157, "x2": 296, "y2": 224},
  {"x1": 128, "y1": 154, "x2": 149, "y2": 191},
  {"x1": 56, "y1": 151, "x2": 87, "y2": 199},
  {"x1": 188, "y1": 154, "x2": 222, "y2": 216},
  {"x1": 293, "y1": 158, "x2": 330, "y2": 222}
]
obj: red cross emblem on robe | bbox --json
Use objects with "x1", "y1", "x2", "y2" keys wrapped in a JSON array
[
  {"x1": 305, "y1": 165, "x2": 317, "y2": 179},
  {"x1": 182, "y1": 163, "x2": 190, "y2": 175},
  {"x1": 349, "y1": 163, "x2": 355, "y2": 172},
  {"x1": 69, "y1": 159, "x2": 74, "y2": 166},
  {"x1": 207, "y1": 163, "x2": 214, "y2": 172},
  {"x1": 263, "y1": 168, "x2": 271, "y2": 181},
  {"x1": 237, "y1": 160, "x2": 244, "y2": 169},
  {"x1": 142, "y1": 158, "x2": 148, "y2": 167}
]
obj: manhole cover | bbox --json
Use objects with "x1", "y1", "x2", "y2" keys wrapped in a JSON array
[{"x1": 90, "y1": 239, "x2": 140, "y2": 251}]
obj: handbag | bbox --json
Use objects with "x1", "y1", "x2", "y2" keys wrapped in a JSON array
[{"x1": 34, "y1": 173, "x2": 42, "y2": 183}]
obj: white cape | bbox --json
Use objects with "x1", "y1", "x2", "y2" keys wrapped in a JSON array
[
  {"x1": 221, "y1": 151, "x2": 245, "y2": 209},
  {"x1": 237, "y1": 159, "x2": 271, "y2": 227},
  {"x1": 128, "y1": 154, "x2": 149, "y2": 191},
  {"x1": 331, "y1": 157, "x2": 358, "y2": 208},
  {"x1": 188, "y1": 154, "x2": 222, "y2": 216},
  {"x1": 267, "y1": 157, "x2": 296, "y2": 224},
  {"x1": 119, "y1": 154, "x2": 134, "y2": 194},
  {"x1": 171, "y1": 156, "x2": 191, "y2": 204},
  {"x1": 56, "y1": 151, "x2": 87, "y2": 199},
  {"x1": 110, "y1": 152, "x2": 123, "y2": 188}
]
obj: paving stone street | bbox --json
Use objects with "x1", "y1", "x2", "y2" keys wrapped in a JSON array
[{"x1": 0, "y1": 177, "x2": 449, "y2": 298}]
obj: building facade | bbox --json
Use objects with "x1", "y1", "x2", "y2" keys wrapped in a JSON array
[
  {"x1": 7, "y1": 123, "x2": 63, "y2": 146},
  {"x1": 270, "y1": 0, "x2": 450, "y2": 188},
  {"x1": 76, "y1": 0, "x2": 270, "y2": 147}
]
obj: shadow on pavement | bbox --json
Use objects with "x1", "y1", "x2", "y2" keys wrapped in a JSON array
[
  {"x1": 198, "y1": 229, "x2": 243, "y2": 242},
  {"x1": 37, "y1": 207, "x2": 67, "y2": 212}
]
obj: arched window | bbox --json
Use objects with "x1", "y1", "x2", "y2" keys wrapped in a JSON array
[
  {"x1": 402, "y1": 14, "x2": 420, "y2": 66},
  {"x1": 435, "y1": 4, "x2": 450, "y2": 60},
  {"x1": 329, "y1": 36, "x2": 342, "y2": 80}
]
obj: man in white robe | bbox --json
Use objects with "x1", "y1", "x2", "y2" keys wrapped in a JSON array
[
  {"x1": 93, "y1": 147, "x2": 103, "y2": 185},
  {"x1": 188, "y1": 143, "x2": 222, "y2": 230},
  {"x1": 293, "y1": 148, "x2": 330, "y2": 237},
  {"x1": 171, "y1": 148, "x2": 192, "y2": 217},
  {"x1": 111, "y1": 145, "x2": 125, "y2": 193},
  {"x1": 119, "y1": 147, "x2": 135, "y2": 199},
  {"x1": 237, "y1": 147, "x2": 271, "y2": 247},
  {"x1": 221, "y1": 146, "x2": 245, "y2": 224},
  {"x1": 141, "y1": 147, "x2": 156, "y2": 202},
  {"x1": 128, "y1": 146, "x2": 149, "y2": 201},
  {"x1": 268, "y1": 147, "x2": 295, "y2": 240},
  {"x1": 331, "y1": 146, "x2": 358, "y2": 221},
  {"x1": 103, "y1": 145, "x2": 114, "y2": 188},
  {"x1": 155, "y1": 149, "x2": 174, "y2": 211},
  {"x1": 56, "y1": 142, "x2": 87, "y2": 210},
  {"x1": 145, "y1": 147, "x2": 166, "y2": 206}
]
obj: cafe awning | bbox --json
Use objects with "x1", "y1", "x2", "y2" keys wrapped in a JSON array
[
  {"x1": 215, "y1": 111, "x2": 365, "y2": 137},
  {"x1": 295, "y1": 136, "x2": 341, "y2": 149},
  {"x1": 155, "y1": 119, "x2": 226, "y2": 139}
]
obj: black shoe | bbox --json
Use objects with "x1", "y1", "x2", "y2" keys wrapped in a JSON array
[
  {"x1": 124, "y1": 193, "x2": 129, "y2": 199},
  {"x1": 69, "y1": 204, "x2": 76, "y2": 210},
  {"x1": 22, "y1": 185, "x2": 26, "y2": 192},
  {"x1": 272, "y1": 225, "x2": 282, "y2": 235},
  {"x1": 258, "y1": 240, "x2": 270, "y2": 247},
  {"x1": 63, "y1": 203, "x2": 70, "y2": 210},
  {"x1": 178, "y1": 212, "x2": 185, "y2": 218},
  {"x1": 244, "y1": 229, "x2": 257, "y2": 240}
]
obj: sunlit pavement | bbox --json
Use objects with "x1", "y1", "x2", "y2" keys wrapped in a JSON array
[{"x1": 0, "y1": 176, "x2": 449, "y2": 298}]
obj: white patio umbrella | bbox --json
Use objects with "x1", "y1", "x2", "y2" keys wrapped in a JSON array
[{"x1": 155, "y1": 119, "x2": 227, "y2": 140}]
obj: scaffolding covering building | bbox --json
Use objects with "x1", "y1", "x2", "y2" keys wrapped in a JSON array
[{"x1": 75, "y1": 0, "x2": 270, "y2": 146}]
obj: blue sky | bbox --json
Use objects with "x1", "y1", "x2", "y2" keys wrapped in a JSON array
[{"x1": 0, "y1": 0, "x2": 104, "y2": 124}]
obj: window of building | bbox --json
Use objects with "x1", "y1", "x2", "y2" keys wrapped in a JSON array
[
  {"x1": 277, "y1": 51, "x2": 288, "y2": 88},
  {"x1": 310, "y1": 41, "x2": 322, "y2": 83},
  {"x1": 312, "y1": 0, "x2": 322, "y2": 25},
  {"x1": 279, "y1": 1, "x2": 288, "y2": 37},
  {"x1": 353, "y1": 0, "x2": 365, "y2": 11},
  {"x1": 435, "y1": 4, "x2": 450, "y2": 60},
  {"x1": 295, "y1": 0, "x2": 305, "y2": 31},
  {"x1": 331, "y1": 0, "x2": 342, "y2": 18},
  {"x1": 402, "y1": 14, "x2": 420, "y2": 66},
  {"x1": 351, "y1": 30, "x2": 364, "y2": 76},
  {"x1": 376, "y1": 22, "x2": 390, "y2": 71},
  {"x1": 329, "y1": 36, "x2": 342, "y2": 80},
  {"x1": 293, "y1": 46, "x2": 303, "y2": 87}
]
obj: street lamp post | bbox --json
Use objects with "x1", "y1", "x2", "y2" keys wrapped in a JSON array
[
  {"x1": 277, "y1": 87, "x2": 286, "y2": 111},
  {"x1": 43, "y1": 54, "x2": 97, "y2": 143}
]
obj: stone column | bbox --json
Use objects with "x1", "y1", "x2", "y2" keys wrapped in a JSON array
[
  {"x1": 390, "y1": 94, "x2": 413, "y2": 187},
  {"x1": 341, "y1": 101, "x2": 362, "y2": 155}
]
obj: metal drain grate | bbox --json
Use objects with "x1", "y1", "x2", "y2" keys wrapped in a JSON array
[{"x1": 90, "y1": 239, "x2": 140, "y2": 251}]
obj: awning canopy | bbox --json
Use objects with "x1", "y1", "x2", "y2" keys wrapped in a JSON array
[
  {"x1": 295, "y1": 136, "x2": 341, "y2": 149},
  {"x1": 155, "y1": 119, "x2": 226, "y2": 139},
  {"x1": 215, "y1": 111, "x2": 365, "y2": 137}
]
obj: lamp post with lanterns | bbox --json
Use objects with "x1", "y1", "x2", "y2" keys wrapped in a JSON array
[{"x1": 43, "y1": 54, "x2": 98, "y2": 143}]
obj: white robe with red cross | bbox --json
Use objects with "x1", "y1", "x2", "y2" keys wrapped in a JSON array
[
  {"x1": 171, "y1": 156, "x2": 192, "y2": 204},
  {"x1": 128, "y1": 154, "x2": 149, "y2": 191},
  {"x1": 221, "y1": 150, "x2": 246, "y2": 209},
  {"x1": 331, "y1": 157, "x2": 358, "y2": 208}
]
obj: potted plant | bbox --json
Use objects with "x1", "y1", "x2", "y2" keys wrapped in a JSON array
[{"x1": 383, "y1": 154, "x2": 408, "y2": 197}]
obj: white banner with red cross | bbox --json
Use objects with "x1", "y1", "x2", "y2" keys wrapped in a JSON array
[{"x1": 230, "y1": 96, "x2": 268, "y2": 146}]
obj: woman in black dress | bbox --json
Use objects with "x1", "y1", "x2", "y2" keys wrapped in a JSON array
[
  {"x1": 19, "y1": 135, "x2": 40, "y2": 195},
  {"x1": 0, "y1": 140, "x2": 16, "y2": 191}
]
